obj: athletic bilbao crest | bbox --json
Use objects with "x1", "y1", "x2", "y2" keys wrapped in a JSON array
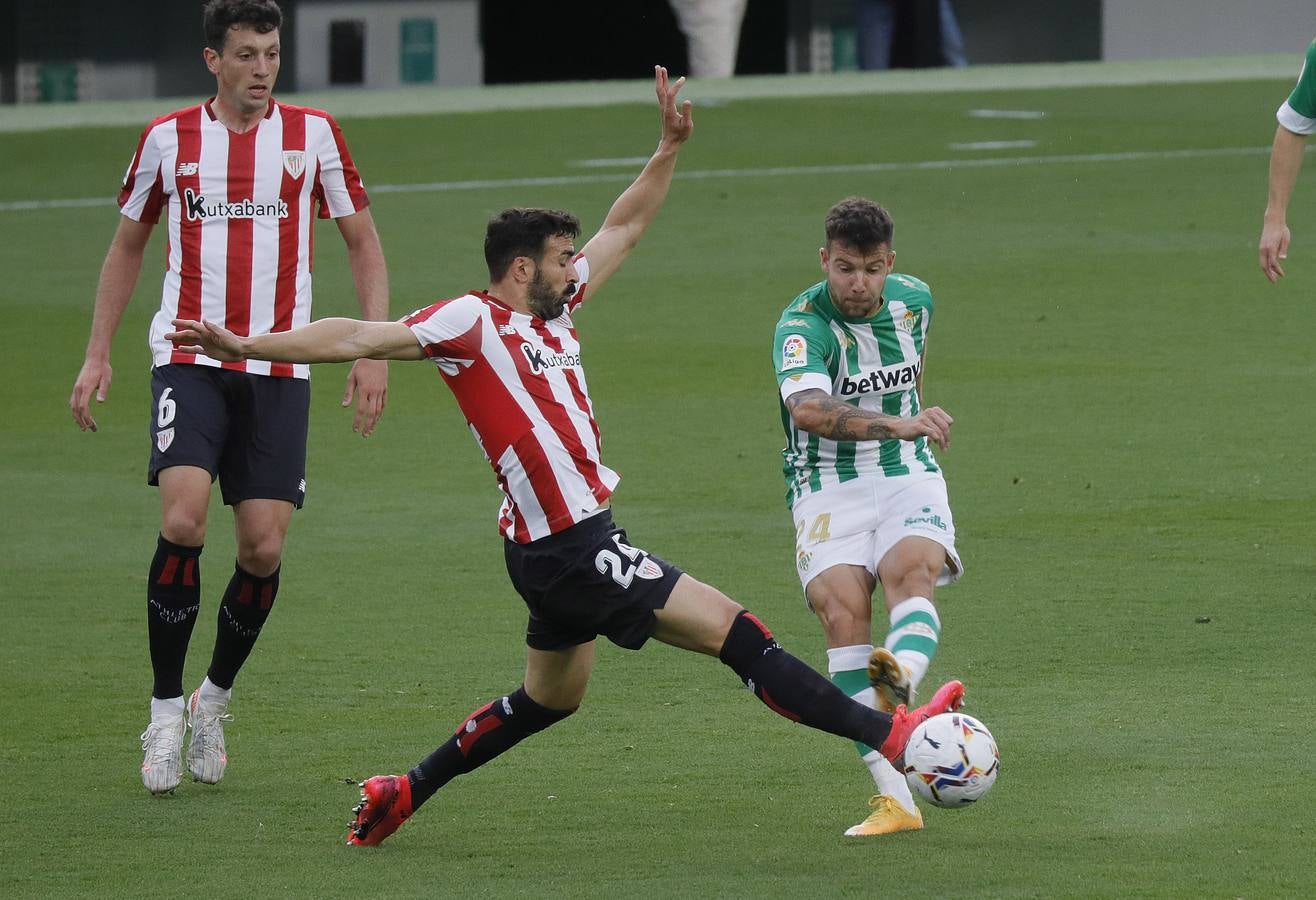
[
  {"x1": 157, "y1": 427, "x2": 175, "y2": 453},
  {"x1": 282, "y1": 151, "x2": 306, "y2": 179}
]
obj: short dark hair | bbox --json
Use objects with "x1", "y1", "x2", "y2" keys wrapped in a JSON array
[
  {"x1": 203, "y1": 0, "x2": 282, "y2": 53},
  {"x1": 484, "y1": 208, "x2": 581, "y2": 280},
  {"x1": 825, "y1": 197, "x2": 894, "y2": 252}
]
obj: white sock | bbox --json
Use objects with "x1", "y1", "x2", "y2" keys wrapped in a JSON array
[
  {"x1": 863, "y1": 749, "x2": 917, "y2": 814},
  {"x1": 198, "y1": 676, "x2": 231, "y2": 707},
  {"x1": 884, "y1": 596, "x2": 941, "y2": 692},
  {"x1": 826, "y1": 644, "x2": 917, "y2": 812},
  {"x1": 151, "y1": 695, "x2": 185, "y2": 723},
  {"x1": 825, "y1": 644, "x2": 873, "y2": 677},
  {"x1": 826, "y1": 644, "x2": 879, "y2": 711}
]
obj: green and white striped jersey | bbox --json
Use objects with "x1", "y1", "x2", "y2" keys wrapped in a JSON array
[
  {"x1": 773, "y1": 275, "x2": 939, "y2": 507},
  {"x1": 1278, "y1": 38, "x2": 1316, "y2": 135}
]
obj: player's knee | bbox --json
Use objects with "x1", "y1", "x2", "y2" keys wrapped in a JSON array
[
  {"x1": 886, "y1": 564, "x2": 938, "y2": 601},
  {"x1": 236, "y1": 535, "x2": 284, "y2": 577},
  {"x1": 697, "y1": 588, "x2": 744, "y2": 655},
  {"x1": 161, "y1": 508, "x2": 206, "y2": 546}
]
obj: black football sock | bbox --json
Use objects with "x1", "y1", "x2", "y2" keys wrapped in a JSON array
[
  {"x1": 718, "y1": 610, "x2": 893, "y2": 751},
  {"x1": 407, "y1": 686, "x2": 575, "y2": 809},
  {"x1": 205, "y1": 562, "x2": 279, "y2": 690},
  {"x1": 147, "y1": 534, "x2": 202, "y2": 700}
]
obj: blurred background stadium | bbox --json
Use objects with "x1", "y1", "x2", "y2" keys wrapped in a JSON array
[
  {"x1": 2, "y1": 0, "x2": 1311, "y2": 103},
  {"x1": 3, "y1": 1, "x2": 1315, "y2": 897}
]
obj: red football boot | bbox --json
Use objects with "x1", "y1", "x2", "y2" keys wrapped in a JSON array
[
  {"x1": 347, "y1": 775, "x2": 414, "y2": 846},
  {"x1": 878, "y1": 680, "x2": 965, "y2": 765}
]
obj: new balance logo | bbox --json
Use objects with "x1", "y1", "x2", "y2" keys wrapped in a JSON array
[
  {"x1": 183, "y1": 187, "x2": 289, "y2": 222},
  {"x1": 497, "y1": 324, "x2": 518, "y2": 336},
  {"x1": 176, "y1": 162, "x2": 199, "y2": 177}
]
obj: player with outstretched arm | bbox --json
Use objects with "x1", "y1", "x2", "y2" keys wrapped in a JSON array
[{"x1": 169, "y1": 67, "x2": 965, "y2": 845}]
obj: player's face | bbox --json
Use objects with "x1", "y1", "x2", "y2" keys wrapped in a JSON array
[
  {"x1": 526, "y1": 235, "x2": 579, "y2": 320},
  {"x1": 821, "y1": 241, "x2": 896, "y2": 318},
  {"x1": 206, "y1": 26, "x2": 281, "y2": 116}
]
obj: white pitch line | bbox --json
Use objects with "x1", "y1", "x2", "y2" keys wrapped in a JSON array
[
  {"x1": 948, "y1": 140, "x2": 1038, "y2": 151},
  {"x1": 568, "y1": 156, "x2": 653, "y2": 168},
  {"x1": 968, "y1": 109, "x2": 1046, "y2": 119},
  {"x1": 0, "y1": 145, "x2": 1276, "y2": 214}
]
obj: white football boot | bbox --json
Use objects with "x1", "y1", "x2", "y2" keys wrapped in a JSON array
[
  {"x1": 186, "y1": 687, "x2": 233, "y2": 784},
  {"x1": 140, "y1": 714, "x2": 185, "y2": 794}
]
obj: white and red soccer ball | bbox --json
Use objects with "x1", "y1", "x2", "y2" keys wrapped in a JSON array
[{"x1": 902, "y1": 712, "x2": 1000, "y2": 808}]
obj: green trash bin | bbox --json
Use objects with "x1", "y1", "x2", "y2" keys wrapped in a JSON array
[
  {"x1": 831, "y1": 26, "x2": 858, "y2": 72},
  {"x1": 39, "y1": 63, "x2": 79, "y2": 102},
  {"x1": 399, "y1": 18, "x2": 436, "y2": 84}
]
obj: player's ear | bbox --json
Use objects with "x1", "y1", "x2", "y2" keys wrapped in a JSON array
[
  {"x1": 819, "y1": 247, "x2": 829, "y2": 271},
  {"x1": 203, "y1": 47, "x2": 221, "y2": 75}
]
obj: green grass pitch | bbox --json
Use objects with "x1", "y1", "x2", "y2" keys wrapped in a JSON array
[{"x1": 1, "y1": 71, "x2": 1313, "y2": 897}]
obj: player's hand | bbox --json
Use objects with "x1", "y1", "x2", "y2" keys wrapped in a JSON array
[
  {"x1": 1259, "y1": 220, "x2": 1290, "y2": 283},
  {"x1": 343, "y1": 358, "x2": 388, "y2": 438},
  {"x1": 166, "y1": 318, "x2": 245, "y2": 361},
  {"x1": 893, "y1": 406, "x2": 953, "y2": 451},
  {"x1": 655, "y1": 65, "x2": 693, "y2": 147},
  {"x1": 70, "y1": 357, "x2": 112, "y2": 432}
]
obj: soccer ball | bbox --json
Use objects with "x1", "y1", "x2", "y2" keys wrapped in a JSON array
[{"x1": 902, "y1": 712, "x2": 999, "y2": 808}]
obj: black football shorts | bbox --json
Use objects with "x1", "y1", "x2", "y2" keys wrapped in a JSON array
[
  {"x1": 504, "y1": 510, "x2": 684, "y2": 651},
  {"x1": 148, "y1": 363, "x2": 310, "y2": 507}
]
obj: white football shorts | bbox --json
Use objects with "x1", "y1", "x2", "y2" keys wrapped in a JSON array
[{"x1": 791, "y1": 471, "x2": 963, "y2": 595}]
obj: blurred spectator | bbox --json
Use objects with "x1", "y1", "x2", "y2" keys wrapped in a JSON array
[
  {"x1": 857, "y1": 0, "x2": 967, "y2": 69},
  {"x1": 668, "y1": 0, "x2": 748, "y2": 78}
]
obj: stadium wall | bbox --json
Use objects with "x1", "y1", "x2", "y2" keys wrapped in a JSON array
[{"x1": 1102, "y1": 0, "x2": 1314, "y2": 61}]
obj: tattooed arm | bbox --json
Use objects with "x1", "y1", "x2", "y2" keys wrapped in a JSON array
[{"x1": 785, "y1": 388, "x2": 953, "y2": 450}]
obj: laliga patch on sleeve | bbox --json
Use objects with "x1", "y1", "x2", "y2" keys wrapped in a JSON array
[{"x1": 781, "y1": 334, "x2": 808, "y2": 370}]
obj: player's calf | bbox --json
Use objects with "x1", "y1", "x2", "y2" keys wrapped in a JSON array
[{"x1": 718, "y1": 609, "x2": 899, "y2": 750}]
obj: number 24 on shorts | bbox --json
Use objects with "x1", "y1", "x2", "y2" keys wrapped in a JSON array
[{"x1": 795, "y1": 512, "x2": 832, "y2": 545}]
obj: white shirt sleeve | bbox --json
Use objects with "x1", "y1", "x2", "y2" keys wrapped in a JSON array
[
  {"x1": 118, "y1": 123, "x2": 166, "y2": 223},
  {"x1": 1278, "y1": 100, "x2": 1316, "y2": 135},
  {"x1": 404, "y1": 296, "x2": 482, "y2": 364},
  {"x1": 779, "y1": 371, "x2": 832, "y2": 403}
]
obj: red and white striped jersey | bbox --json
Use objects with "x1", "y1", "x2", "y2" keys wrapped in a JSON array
[
  {"x1": 118, "y1": 98, "x2": 369, "y2": 378},
  {"x1": 404, "y1": 256, "x2": 619, "y2": 543}
]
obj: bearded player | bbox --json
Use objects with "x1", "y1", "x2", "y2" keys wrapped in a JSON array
[
  {"x1": 773, "y1": 197, "x2": 962, "y2": 836},
  {"x1": 169, "y1": 70, "x2": 966, "y2": 845}
]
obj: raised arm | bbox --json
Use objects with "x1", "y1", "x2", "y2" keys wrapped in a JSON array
[
  {"x1": 1260, "y1": 125, "x2": 1308, "y2": 282},
  {"x1": 167, "y1": 317, "x2": 425, "y2": 364},
  {"x1": 785, "y1": 389, "x2": 953, "y2": 450},
  {"x1": 578, "y1": 65, "x2": 694, "y2": 294},
  {"x1": 336, "y1": 207, "x2": 390, "y2": 435},
  {"x1": 70, "y1": 216, "x2": 154, "y2": 432}
]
